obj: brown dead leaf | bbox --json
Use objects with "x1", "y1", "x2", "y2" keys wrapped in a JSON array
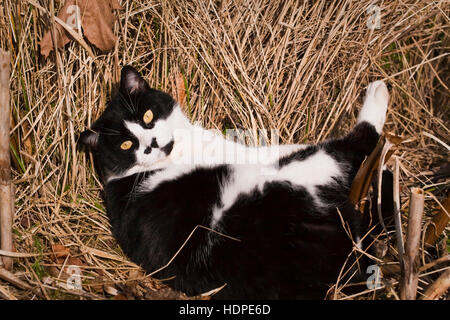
[
  {"x1": 48, "y1": 266, "x2": 60, "y2": 278},
  {"x1": 348, "y1": 132, "x2": 404, "y2": 213},
  {"x1": 65, "y1": 257, "x2": 84, "y2": 267},
  {"x1": 40, "y1": 0, "x2": 123, "y2": 57},
  {"x1": 175, "y1": 72, "x2": 187, "y2": 109},
  {"x1": 51, "y1": 244, "x2": 70, "y2": 259},
  {"x1": 424, "y1": 195, "x2": 450, "y2": 246},
  {"x1": 19, "y1": 215, "x2": 31, "y2": 229}
]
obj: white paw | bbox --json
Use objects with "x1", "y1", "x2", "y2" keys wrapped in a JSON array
[
  {"x1": 357, "y1": 80, "x2": 389, "y2": 133},
  {"x1": 366, "y1": 80, "x2": 389, "y2": 107}
]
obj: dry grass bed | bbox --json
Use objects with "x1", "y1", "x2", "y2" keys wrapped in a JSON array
[{"x1": 0, "y1": 0, "x2": 448, "y2": 300}]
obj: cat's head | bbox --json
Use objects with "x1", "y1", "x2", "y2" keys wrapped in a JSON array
[{"x1": 79, "y1": 66, "x2": 182, "y2": 182}]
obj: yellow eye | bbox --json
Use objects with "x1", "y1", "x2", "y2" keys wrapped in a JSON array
[
  {"x1": 143, "y1": 109, "x2": 153, "y2": 124},
  {"x1": 120, "y1": 140, "x2": 133, "y2": 150}
]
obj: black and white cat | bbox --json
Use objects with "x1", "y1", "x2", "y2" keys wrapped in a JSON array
[{"x1": 79, "y1": 66, "x2": 390, "y2": 299}]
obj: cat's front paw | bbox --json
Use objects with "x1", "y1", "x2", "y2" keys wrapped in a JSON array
[{"x1": 357, "y1": 80, "x2": 389, "y2": 133}]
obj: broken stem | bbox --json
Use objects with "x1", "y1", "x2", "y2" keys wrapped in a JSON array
[
  {"x1": 420, "y1": 268, "x2": 450, "y2": 300},
  {"x1": 399, "y1": 187, "x2": 424, "y2": 300},
  {"x1": 0, "y1": 49, "x2": 13, "y2": 270}
]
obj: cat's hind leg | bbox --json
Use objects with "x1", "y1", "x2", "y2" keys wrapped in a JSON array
[
  {"x1": 335, "y1": 80, "x2": 389, "y2": 158},
  {"x1": 356, "y1": 80, "x2": 389, "y2": 134},
  {"x1": 334, "y1": 80, "x2": 389, "y2": 158}
]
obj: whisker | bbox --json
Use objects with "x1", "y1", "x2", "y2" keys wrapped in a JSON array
[
  {"x1": 100, "y1": 127, "x2": 123, "y2": 135},
  {"x1": 100, "y1": 132, "x2": 122, "y2": 136},
  {"x1": 118, "y1": 92, "x2": 136, "y2": 115},
  {"x1": 125, "y1": 171, "x2": 145, "y2": 210}
]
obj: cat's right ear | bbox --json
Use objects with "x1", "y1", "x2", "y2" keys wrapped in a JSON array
[
  {"x1": 78, "y1": 129, "x2": 99, "y2": 149},
  {"x1": 120, "y1": 65, "x2": 148, "y2": 95}
]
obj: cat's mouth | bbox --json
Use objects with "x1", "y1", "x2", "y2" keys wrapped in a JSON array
[{"x1": 160, "y1": 140, "x2": 174, "y2": 156}]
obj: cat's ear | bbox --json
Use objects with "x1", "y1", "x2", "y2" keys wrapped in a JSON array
[
  {"x1": 79, "y1": 129, "x2": 99, "y2": 149},
  {"x1": 120, "y1": 65, "x2": 148, "y2": 94}
]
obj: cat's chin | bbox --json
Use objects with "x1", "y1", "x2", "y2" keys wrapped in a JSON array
[
  {"x1": 106, "y1": 157, "x2": 173, "y2": 183},
  {"x1": 136, "y1": 157, "x2": 172, "y2": 173}
]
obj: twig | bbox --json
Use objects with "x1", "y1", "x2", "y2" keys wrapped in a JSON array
[
  {"x1": 148, "y1": 224, "x2": 240, "y2": 277},
  {"x1": 419, "y1": 255, "x2": 450, "y2": 273},
  {"x1": 376, "y1": 137, "x2": 394, "y2": 236},
  {"x1": 0, "y1": 249, "x2": 48, "y2": 258},
  {"x1": 26, "y1": 260, "x2": 50, "y2": 300},
  {"x1": 421, "y1": 131, "x2": 450, "y2": 151},
  {"x1": 0, "y1": 49, "x2": 13, "y2": 270},
  {"x1": 420, "y1": 268, "x2": 450, "y2": 300},
  {"x1": 0, "y1": 284, "x2": 17, "y2": 300},
  {"x1": 0, "y1": 267, "x2": 32, "y2": 291},
  {"x1": 32, "y1": 280, "x2": 104, "y2": 300},
  {"x1": 199, "y1": 283, "x2": 227, "y2": 298},
  {"x1": 80, "y1": 245, "x2": 129, "y2": 263},
  {"x1": 0, "y1": 262, "x2": 45, "y2": 299},
  {"x1": 400, "y1": 187, "x2": 424, "y2": 300},
  {"x1": 393, "y1": 157, "x2": 405, "y2": 261}
]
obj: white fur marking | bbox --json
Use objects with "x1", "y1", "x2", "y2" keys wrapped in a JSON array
[
  {"x1": 138, "y1": 120, "x2": 306, "y2": 190},
  {"x1": 211, "y1": 150, "x2": 342, "y2": 227}
]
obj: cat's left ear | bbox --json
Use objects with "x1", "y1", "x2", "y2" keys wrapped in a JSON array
[
  {"x1": 120, "y1": 65, "x2": 148, "y2": 94},
  {"x1": 79, "y1": 129, "x2": 99, "y2": 149}
]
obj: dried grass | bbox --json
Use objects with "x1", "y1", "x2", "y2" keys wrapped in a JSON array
[{"x1": 0, "y1": 0, "x2": 448, "y2": 300}]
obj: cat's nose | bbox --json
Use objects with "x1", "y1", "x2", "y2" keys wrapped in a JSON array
[
  {"x1": 151, "y1": 138, "x2": 159, "y2": 148},
  {"x1": 144, "y1": 138, "x2": 158, "y2": 154}
]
